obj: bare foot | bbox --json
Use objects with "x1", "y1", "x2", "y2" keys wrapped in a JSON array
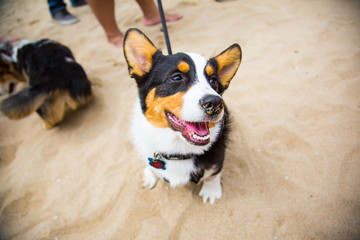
[
  {"x1": 143, "y1": 13, "x2": 183, "y2": 26},
  {"x1": 107, "y1": 34, "x2": 124, "y2": 47}
]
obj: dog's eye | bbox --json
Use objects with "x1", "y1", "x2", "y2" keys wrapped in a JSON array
[
  {"x1": 170, "y1": 73, "x2": 183, "y2": 82},
  {"x1": 209, "y1": 77, "x2": 219, "y2": 90},
  {"x1": 209, "y1": 77, "x2": 217, "y2": 84}
]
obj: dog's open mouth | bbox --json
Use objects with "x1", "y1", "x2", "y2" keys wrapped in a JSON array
[{"x1": 165, "y1": 110, "x2": 210, "y2": 146}]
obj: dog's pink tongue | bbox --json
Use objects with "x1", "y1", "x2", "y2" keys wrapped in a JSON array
[{"x1": 185, "y1": 122, "x2": 209, "y2": 136}]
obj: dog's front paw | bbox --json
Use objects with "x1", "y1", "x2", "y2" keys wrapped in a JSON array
[
  {"x1": 199, "y1": 174, "x2": 222, "y2": 204},
  {"x1": 143, "y1": 167, "x2": 158, "y2": 189}
]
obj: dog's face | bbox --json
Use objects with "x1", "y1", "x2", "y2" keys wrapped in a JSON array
[
  {"x1": 0, "y1": 42, "x2": 24, "y2": 95},
  {"x1": 124, "y1": 28, "x2": 241, "y2": 146}
]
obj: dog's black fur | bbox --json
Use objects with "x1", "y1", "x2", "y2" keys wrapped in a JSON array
[{"x1": 0, "y1": 39, "x2": 92, "y2": 128}]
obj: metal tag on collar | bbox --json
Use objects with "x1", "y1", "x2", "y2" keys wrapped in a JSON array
[{"x1": 148, "y1": 152, "x2": 166, "y2": 170}]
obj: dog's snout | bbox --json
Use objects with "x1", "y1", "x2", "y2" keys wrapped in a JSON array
[{"x1": 199, "y1": 95, "x2": 224, "y2": 116}]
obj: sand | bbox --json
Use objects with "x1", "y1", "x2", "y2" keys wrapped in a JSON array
[{"x1": 0, "y1": 0, "x2": 359, "y2": 239}]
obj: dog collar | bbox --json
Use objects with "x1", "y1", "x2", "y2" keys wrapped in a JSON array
[
  {"x1": 159, "y1": 152, "x2": 194, "y2": 160},
  {"x1": 148, "y1": 152, "x2": 194, "y2": 170}
]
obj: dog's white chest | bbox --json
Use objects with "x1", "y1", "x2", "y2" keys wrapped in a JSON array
[
  {"x1": 130, "y1": 99, "x2": 223, "y2": 187},
  {"x1": 147, "y1": 157, "x2": 195, "y2": 187}
]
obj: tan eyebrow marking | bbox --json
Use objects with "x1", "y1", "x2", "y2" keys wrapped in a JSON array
[
  {"x1": 177, "y1": 61, "x2": 190, "y2": 73},
  {"x1": 205, "y1": 64, "x2": 214, "y2": 76}
]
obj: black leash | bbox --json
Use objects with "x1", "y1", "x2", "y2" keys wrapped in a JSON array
[{"x1": 157, "y1": 0, "x2": 172, "y2": 55}]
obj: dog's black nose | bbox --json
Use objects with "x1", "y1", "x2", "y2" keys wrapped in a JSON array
[{"x1": 199, "y1": 95, "x2": 224, "y2": 116}]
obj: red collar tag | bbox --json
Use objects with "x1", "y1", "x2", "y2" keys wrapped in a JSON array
[{"x1": 148, "y1": 157, "x2": 166, "y2": 170}]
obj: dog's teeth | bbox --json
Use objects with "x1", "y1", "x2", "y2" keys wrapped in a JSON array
[
  {"x1": 168, "y1": 113, "x2": 178, "y2": 123},
  {"x1": 193, "y1": 134, "x2": 210, "y2": 141}
]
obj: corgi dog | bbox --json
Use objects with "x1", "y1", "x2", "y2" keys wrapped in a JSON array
[
  {"x1": 123, "y1": 28, "x2": 242, "y2": 204},
  {"x1": 0, "y1": 39, "x2": 93, "y2": 128}
]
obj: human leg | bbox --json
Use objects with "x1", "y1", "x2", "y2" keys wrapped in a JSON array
[
  {"x1": 87, "y1": 0, "x2": 182, "y2": 47},
  {"x1": 135, "y1": 0, "x2": 183, "y2": 26},
  {"x1": 87, "y1": 0, "x2": 124, "y2": 47},
  {"x1": 70, "y1": 0, "x2": 87, "y2": 8},
  {"x1": 48, "y1": 0, "x2": 66, "y2": 15}
]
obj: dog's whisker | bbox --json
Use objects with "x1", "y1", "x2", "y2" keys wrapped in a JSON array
[{"x1": 172, "y1": 106, "x2": 182, "y2": 116}]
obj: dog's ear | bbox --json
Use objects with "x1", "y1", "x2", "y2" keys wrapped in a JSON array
[
  {"x1": 207, "y1": 44, "x2": 242, "y2": 89},
  {"x1": 123, "y1": 28, "x2": 158, "y2": 78}
]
